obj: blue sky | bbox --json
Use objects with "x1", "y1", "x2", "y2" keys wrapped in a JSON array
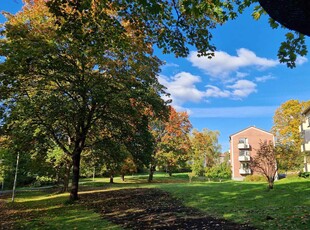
[{"x1": 1, "y1": 1, "x2": 310, "y2": 151}]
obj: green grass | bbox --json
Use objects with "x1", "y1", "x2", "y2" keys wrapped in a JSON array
[
  {"x1": 2, "y1": 173, "x2": 309, "y2": 229},
  {"x1": 156, "y1": 176, "x2": 310, "y2": 230},
  {"x1": 2, "y1": 191, "x2": 121, "y2": 230}
]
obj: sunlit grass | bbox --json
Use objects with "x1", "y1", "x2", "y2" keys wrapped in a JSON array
[
  {"x1": 156, "y1": 178, "x2": 310, "y2": 229},
  {"x1": 1, "y1": 172, "x2": 309, "y2": 229},
  {"x1": 2, "y1": 190, "x2": 121, "y2": 230}
]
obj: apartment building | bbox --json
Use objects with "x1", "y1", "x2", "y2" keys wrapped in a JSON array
[
  {"x1": 300, "y1": 106, "x2": 310, "y2": 172},
  {"x1": 230, "y1": 126, "x2": 274, "y2": 180}
]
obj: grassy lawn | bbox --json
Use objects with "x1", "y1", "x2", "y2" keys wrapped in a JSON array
[
  {"x1": 157, "y1": 177, "x2": 310, "y2": 229},
  {"x1": 1, "y1": 173, "x2": 309, "y2": 229},
  {"x1": 0, "y1": 190, "x2": 121, "y2": 230}
]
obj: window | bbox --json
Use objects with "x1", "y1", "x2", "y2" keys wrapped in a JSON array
[
  {"x1": 308, "y1": 116, "x2": 310, "y2": 127},
  {"x1": 239, "y1": 138, "x2": 247, "y2": 144},
  {"x1": 240, "y1": 163, "x2": 249, "y2": 169},
  {"x1": 239, "y1": 150, "x2": 249, "y2": 156}
]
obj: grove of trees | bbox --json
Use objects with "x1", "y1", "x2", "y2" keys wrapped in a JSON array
[{"x1": 1, "y1": 0, "x2": 309, "y2": 200}]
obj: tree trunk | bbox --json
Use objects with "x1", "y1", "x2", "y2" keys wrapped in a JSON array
[
  {"x1": 110, "y1": 175, "x2": 114, "y2": 183},
  {"x1": 121, "y1": 174, "x2": 125, "y2": 182},
  {"x1": 70, "y1": 150, "x2": 81, "y2": 201},
  {"x1": 148, "y1": 164, "x2": 156, "y2": 182},
  {"x1": 268, "y1": 183, "x2": 274, "y2": 189},
  {"x1": 62, "y1": 162, "x2": 71, "y2": 193},
  {"x1": 268, "y1": 177, "x2": 274, "y2": 189},
  {"x1": 168, "y1": 171, "x2": 172, "y2": 177}
]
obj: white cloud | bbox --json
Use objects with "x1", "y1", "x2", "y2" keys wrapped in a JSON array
[
  {"x1": 227, "y1": 80, "x2": 257, "y2": 98},
  {"x1": 255, "y1": 74, "x2": 276, "y2": 82},
  {"x1": 162, "y1": 62, "x2": 180, "y2": 68},
  {"x1": 236, "y1": 72, "x2": 249, "y2": 78},
  {"x1": 188, "y1": 48, "x2": 278, "y2": 79},
  {"x1": 189, "y1": 106, "x2": 277, "y2": 118},
  {"x1": 296, "y1": 56, "x2": 308, "y2": 65},
  {"x1": 158, "y1": 72, "x2": 205, "y2": 106},
  {"x1": 159, "y1": 73, "x2": 258, "y2": 107},
  {"x1": 205, "y1": 85, "x2": 231, "y2": 98}
]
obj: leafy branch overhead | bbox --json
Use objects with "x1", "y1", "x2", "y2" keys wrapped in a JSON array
[{"x1": 250, "y1": 3, "x2": 308, "y2": 68}]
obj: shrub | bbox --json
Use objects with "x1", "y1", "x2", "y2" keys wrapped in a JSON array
[
  {"x1": 32, "y1": 176, "x2": 57, "y2": 187},
  {"x1": 244, "y1": 175, "x2": 266, "y2": 182},
  {"x1": 298, "y1": 172, "x2": 310, "y2": 178},
  {"x1": 205, "y1": 163, "x2": 231, "y2": 181}
]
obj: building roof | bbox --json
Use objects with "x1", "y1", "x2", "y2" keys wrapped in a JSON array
[
  {"x1": 302, "y1": 105, "x2": 310, "y2": 116},
  {"x1": 229, "y1": 126, "x2": 273, "y2": 139}
]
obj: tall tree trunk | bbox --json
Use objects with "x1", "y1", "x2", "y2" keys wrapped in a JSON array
[
  {"x1": 110, "y1": 175, "x2": 114, "y2": 183},
  {"x1": 70, "y1": 149, "x2": 81, "y2": 201},
  {"x1": 121, "y1": 174, "x2": 125, "y2": 182},
  {"x1": 148, "y1": 164, "x2": 156, "y2": 182}
]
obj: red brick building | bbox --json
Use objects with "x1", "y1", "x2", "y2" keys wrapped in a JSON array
[{"x1": 229, "y1": 126, "x2": 274, "y2": 180}]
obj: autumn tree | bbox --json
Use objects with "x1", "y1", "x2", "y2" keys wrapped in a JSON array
[
  {"x1": 155, "y1": 107, "x2": 192, "y2": 177},
  {"x1": 251, "y1": 141, "x2": 278, "y2": 189},
  {"x1": 190, "y1": 129, "x2": 221, "y2": 176},
  {"x1": 119, "y1": 156, "x2": 137, "y2": 182},
  {"x1": 148, "y1": 107, "x2": 191, "y2": 180},
  {"x1": 0, "y1": 0, "x2": 168, "y2": 200},
  {"x1": 272, "y1": 100, "x2": 310, "y2": 170}
]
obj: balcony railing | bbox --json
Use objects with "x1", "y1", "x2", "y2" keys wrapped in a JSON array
[
  {"x1": 238, "y1": 143, "x2": 250, "y2": 149},
  {"x1": 301, "y1": 143, "x2": 310, "y2": 152},
  {"x1": 239, "y1": 168, "x2": 251, "y2": 174},
  {"x1": 238, "y1": 155, "x2": 250, "y2": 161}
]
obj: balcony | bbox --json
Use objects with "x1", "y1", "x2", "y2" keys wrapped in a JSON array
[
  {"x1": 239, "y1": 168, "x2": 251, "y2": 174},
  {"x1": 238, "y1": 143, "x2": 250, "y2": 149},
  {"x1": 301, "y1": 143, "x2": 310, "y2": 152},
  {"x1": 239, "y1": 155, "x2": 250, "y2": 161},
  {"x1": 300, "y1": 123, "x2": 310, "y2": 132}
]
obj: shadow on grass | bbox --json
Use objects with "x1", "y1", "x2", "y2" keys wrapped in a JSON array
[{"x1": 78, "y1": 188, "x2": 255, "y2": 230}]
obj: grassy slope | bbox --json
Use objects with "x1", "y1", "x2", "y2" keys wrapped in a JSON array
[{"x1": 1, "y1": 173, "x2": 309, "y2": 229}]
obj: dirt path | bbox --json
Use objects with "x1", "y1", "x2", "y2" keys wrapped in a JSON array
[{"x1": 79, "y1": 188, "x2": 257, "y2": 230}]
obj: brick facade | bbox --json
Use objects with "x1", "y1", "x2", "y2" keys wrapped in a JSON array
[{"x1": 230, "y1": 126, "x2": 274, "y2": 180}]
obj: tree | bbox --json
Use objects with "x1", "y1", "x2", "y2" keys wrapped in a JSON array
[
  {"x1": 0, "y1": 0, "x2": 168, "y2": 200},
  {"x1": 148, "y1": 107, "x2": 191, "y2": 180},
  {"x1": 251, "y1": 141, "x2": 277, "y2": 189},
  {"x1": 119, "y1": 156, "x2": 137, "y2": 182},
  {"x1": 110, "y1": 0, "x2": 309, "y2": 67},
  {"x1": 272, "y1": 100, "x2": 310, "y2": 170},
  {"x1": 155, "y1": 107, "x2": 192, "y2": 176},
  {"x1": 190, "y1": 129, "x2": 221, "y2": 176},
  {"x1": 2, "y1": 1, "x2": 307, "y2": 68}
]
